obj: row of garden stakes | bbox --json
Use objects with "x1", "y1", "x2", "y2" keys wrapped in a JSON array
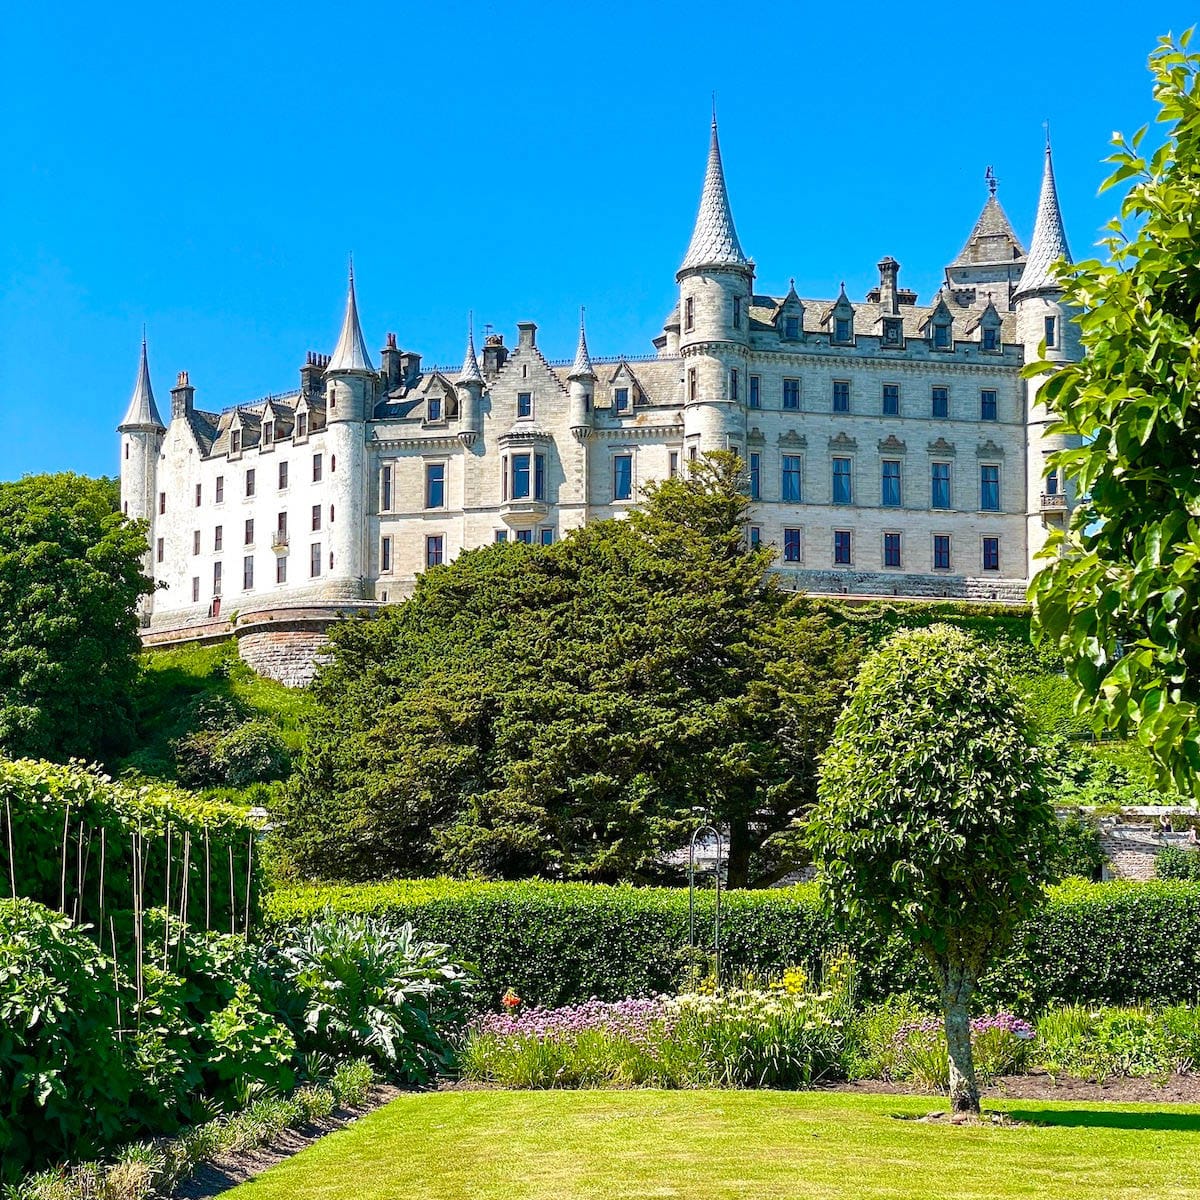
[{"x1": 687, "y1": 824, "x2": 722, "y2": 981}]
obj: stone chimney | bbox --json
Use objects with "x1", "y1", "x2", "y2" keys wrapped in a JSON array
[
  {"x1": 482, "y1": 333, "x2": 508, "y2": 377},
  {"x1": 300, "y1": 351, "x2": 328, "y2": 397},
  {"x1": 170, "y1": 370, "x2": 195, "y2": 420},
  {"x1": 398, "y1": 350, "x2": 421, "y2": 388},
  {"x1": 380, "y1": 332, "x2": 402, "y2": 391},
  {"x1": 877, "y1": 257, "x2": 900, "y2": 314},
  {"x1": 516, "y1": 321, "x2": 537, "y2": 350}
]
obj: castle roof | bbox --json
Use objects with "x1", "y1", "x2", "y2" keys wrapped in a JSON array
[
  {"x1": 678, "y1": 119, "x2": 750, "y2": 275},
  {"x1": 1014, "y1": 143, "x2": 1072, "y2": 300},
  {"x1": 456, "y1": 323, "x2": 483, "y2": 385},
  {"x1": 327, "y1": 268, "x2": 375, "y2": 373},
  {"x1": 951, "y1": 194, "x2": 1026, "y2": 268},
  {"x1": 119, "y1": 338, "x2": 165, "y2": 430},
  {"x1": 568, "y1": 311, "x2": 596, "y2": 380}
]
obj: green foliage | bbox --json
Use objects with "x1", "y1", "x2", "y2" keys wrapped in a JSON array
[
  {"x1": 1034, "y1": 1004, "x2": 1200, "y2": 1080},
  {"x1": 1155, "y1": 845, "x2": 1200, "y2": 880},
  {"x1": 0, "y1": 473, "x2": 153, "y2": 762},
  {"x1": 1046, "y1": 814, "x2": 1105, "y2": 881},
  {"x1": 0, "y1": 899, "x2": 132, "y2": 1175},
  {"x1": 268, "y1": 877, "x2": 1200, "y2": 1012},
  {"x1": 174, "y1": 720, "x2": 291, "y2": 790},
  {"x1": 280, "y1": 453, "x2": 862, "y2": 888},
  {"x1": 1029, "y1": 34, "x2": 1200, "y2": 792},
  {"x1": 264, "y1": 911, "x2": 475, "y2": 1083},
  {"x1": 0, "y1": 759, "x2": 262, "y2": 957}
]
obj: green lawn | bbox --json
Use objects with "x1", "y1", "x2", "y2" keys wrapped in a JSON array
[{"x1": 224, "y1": 1089, "x2": 1200, "y2": 1200}]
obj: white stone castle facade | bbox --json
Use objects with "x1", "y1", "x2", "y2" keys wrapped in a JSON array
[{"x1": 119, "y1": 122, "x2": 1078, "y2": 680}]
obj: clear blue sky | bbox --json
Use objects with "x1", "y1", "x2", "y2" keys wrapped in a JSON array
[{"x1": 0, "y1": 1, "x2": 1192, "y2": 481}]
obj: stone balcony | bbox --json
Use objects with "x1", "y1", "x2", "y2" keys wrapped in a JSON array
[
  {"x1": 1040, "y1": 492, "x2": 1067, "y2": 512},
  {"x1": 500, "y1": 499, "x2": 550, "y2": 527}
]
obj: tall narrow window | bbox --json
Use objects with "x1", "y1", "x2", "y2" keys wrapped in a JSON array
[
  {"x1": 783, "y1": 528, "x2": 802, "y2": 563},
  {"x1": 159, "y1": 492, "x2": 166, "y2": 515},
  {"x1": 881, "y1": 460, "x2": 901, "y2": 507},
  {"x1": 512, "y1": 454, "x2": 531, "y2": 500},
  {"x1": 426, "y1": 535, "x2": 444, "y2": 567},
  {"x1": 276, "y1": 512, "x2": 287, "y2": 538},
  {"x1": 295, "y1": 411, "x2": 308, "y2": 438},
  {"x1": 782, "y1": 455, "x2": 802, "y2": 503},
  {"x1": 540, "y1": 528, "x2": 554, "y2": 546},
  {"x1": 730, "y1": 369, "x2": 739, "y2": 402},
  {"x1": 192, "y1": 577, "x2": 200, "y2": 602},
  {"x1": 426, "y1": 462, "x2": 445, "y2": 508},
  {"x1": 1046, "y1": 467, "x2": 1059, "y2": 497},
  {"x1": 276, "y1": 556, "x2": 287, "y2": 584},
  {"x1": 245, "y1": 469, "x2": 256, "y2": 497},
  {"x1": 614, "y1": 387, "x2": 629, "y2": 413},
  {"x1": 883, "y1": 532, "x2": 901, "y2": 568},
  {"x1": 832, "y1": 457, "x2": 852, "y2": 505},
  {"x1": 214, "y1": 525, "x2": 223, "y2": 551},
  {"x1": 278, "y1": 461, "x2": 289, "y2": 490},
  {"x1": 213, "y1": 561, "x2": 222, "y2": 595},
  {"x1": 933, "y1": 534, "x2": 951, "y2": 571},
  {"x1": 231, "y1": 429, "x2": 241, "y2": 454},
  {"x1": 733, "y1": 296, "x2": 742, "y2": 328},
  {"x1": 381, "y1": 536, "x2": 392, "y2": 572},
  {"x1": 312, "y1": 453, "x2": 323, "y2": 482},
  {"x1": 428, "y1": 396, "x2": 442, "y2": 422},
  {"x1": 517, "y1": 392, "x2": 532, "y2": 418},
  {"x1": 783, "y1": 378, "x2": 800, "y2": 410},
  {"x1": 785, "y1": 315, "x2": 800, "y2": 339},
  {"x1": 669, "y1": 450, "x2": 680, "y2": 477},
  {"x1": 684, "y1": 296, "x2": 694, "y2": 332},
  {"x1": 193, "y1": 530, "x2": 200, "y2": 555},
  {"x1": 244, "y1": 518, "x2": 254, "y2": 545},
  {"x1": 832, "y1": 381, "x2": 850, "y2": 413},
  {"x1": 981, "y1": 389, "x2": 998, "y2": 421},
  {"x1": 748, "y1": 452, "x2": 761, "y2": 500},
  {"x1": 982, "y1": 327, "x2": 1000, "y2": 351},
  {"x1": 749, "y1": 375, "x2": 761, "y2": 409},
  {"x1": 243, "y1": 556, "x2": 254, "y2": 590},
  {"x1": 194, "y1": 483, "x2": 201, "y2": 506},
  {"x1": 1044, "y1": 316, "x2": 1057, "y2": 348},
  {"x1": 931, "y1": 462, "x2": 952, "y2": 510},
  {"x1": 310, "y1": 543, "x2": 321, "y2": 577},
  {"x1": 980, "y1": 465, "x2": 1001, "y2": 511},
  {"x1": 932, "y1": 386, "x2": 949, "y2": 419},
  {"x1": 613, "y1": 454, "x2": 633, "y2": 501},
  {"x1": 156, "y1": 537, "x2": 164, "y2": 563},
  {"x1": 215, "y1": 476, "x2": 224, "y2": 504},
  {"x1": 501, "y1": 455, "x2": 509, "y2": 501},
  {"x1": 833, "y1": 530, "x2": 852, "y2": 565},
  {"x1": 312, "y1": 504, "x2": 321, "y2": 532},
  {"x1": 263, "y1": 421, "x2": 273, "y2": 444},
  {"x1": 749, "y1": 526, "x2": 761, "y2": 548},
  {"x1": 381, "y1": 465, "x2": 392, "y2": 512},
  {"x1": 687, "y1": 369, "x2": 697, "y2": 402},
  {"x1": 934, "y1": 321, "x2": 952, "y2": 349},
  {"x1": 534, "y1": 453, "x2": 546, "y2": 501},
  {"x1": 882, "y1": 383, "x2": 900, "y2": 416},
  {"x1": 982, "y1": 536, "x2": 1000, "y2": 571}
]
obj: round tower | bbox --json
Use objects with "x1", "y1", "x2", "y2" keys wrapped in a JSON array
[
  {"x1": 117, "y1": 336, "x2": 166, "y2": 528},
  {"x1": 677, "y1": 117, "x2": 753, "y2": 459},
  {"x1": 455, "y1": 319, "x2": 484, "y2": 448},
  {"x1": 1014, "y1": 138, "x2": 1081, "y2": 581},
  {"x1": 567, "y1": 309, "x2": 596, "y2": 441},
  {"x1": 323, "y1": 266, "x2": 375, "y2": 593}
]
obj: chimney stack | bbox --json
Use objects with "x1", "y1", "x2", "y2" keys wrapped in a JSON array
[
  {"x1": 877, "y1": 257, "x2": 900, "y2": 314},
  {"x1": 482, "y1": 333, "x2": 508, "y2": 377},
  {"x1": 170, "y1": 370, "x2": 195, "y2": 420},
  {"x1": 381, "y1": 332, "x2": 402, "y2": 391}
]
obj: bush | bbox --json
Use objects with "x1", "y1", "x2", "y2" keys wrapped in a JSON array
[
  {"x1": 0, "y1": 899, "x2": 133, "y2": 1176},
  {"x1": 268, "y1": 877, "x2": 1200, "y2": 1012},
  {"x1": 174, "y1": 719, "x2": 291, "y2": 790},
  {"x1": 1033, "y1": 1004, "x2": 1200, "y2": 1080},
  {"x1": 1155, "y1": 846, "x2": 1200, "y2": 881},
  {"x1": 1049, "y1": 814, "x2": 1105, "y2": 881},
  {"x1": 264, "y1": 911, "x2": 475, "y2": 1083}
]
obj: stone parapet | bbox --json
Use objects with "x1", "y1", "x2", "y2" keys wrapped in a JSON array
[{"x1": 771, "y1": 567, "x2": 1028, "y2": 604}]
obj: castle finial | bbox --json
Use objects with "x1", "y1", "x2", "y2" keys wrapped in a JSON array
[
  {"x1": 457, "y1": 313, "x2": 483, "y2": 385},
  {"x1": 569, "y1": 306, "x2": 596, "y2": 381},
  {"x1": 1014, "y1": 130, "x2": 1072, "y2": 300},
  {"x1": 985, "y1": 164, "x2": 997, "y2": 197}
]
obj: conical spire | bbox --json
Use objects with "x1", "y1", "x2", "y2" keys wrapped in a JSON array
[
  {"x1": 119, "y1": 335, "x2": 165, "y2": 430},
  {"x1": 568, "y1": 308, "x2": 596, "y2": 380},
  {"x1": 327, "y1": 262, "x2": 375, "y2": 373},
  {"x1": 457, "y1": 315, "x2": 483, "y2": 385},
  {"x1": 1015, "y1": 139, "x2": 1072, "y2": 300},
  {"x1": 678, "y1": 117, "x2": 750, "y2": 275}
]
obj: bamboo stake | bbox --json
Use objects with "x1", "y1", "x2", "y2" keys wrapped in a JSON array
[
  {"x1": 74, "y1": 823, "x2": 85, "y2": 924},
  {"x1": 244, "y1": 831, "x2": 253, "y2": 939},
  {"x1": 59, "y1": 804, "x2": 71, "y2": 913},
  {"x1": 205, "y1": 827, "x2": 211, "y2": 931},
  {"x1": 111, "y1": 916, "x2": 122, "y2": 1041},
  {"x1": 4, "y1": 796, "x2": 15, "y2": 898},
  {"x1": 228, "y1": 842, "x2": 236, "y2": 936},
  {"x1": 177, "y1": 832, "x2": 191, "y2": 970},
  {"x1": 163, "y1": 822, "x2": 172, "y2": 973},
  {"x1": 98, "y1": 827, "x2": 107, "y2": 951}
]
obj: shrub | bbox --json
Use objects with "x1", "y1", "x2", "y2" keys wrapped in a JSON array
[
  {"x1": 175, "y1": 720, "x2": 291, "y2": 790},
  {"x1": 1155, "y1": 846, "x2": 1200, "y2": 881},
  {"x1": 1049, "y1": 814, "x2": 1105, "y2": 881},
  {"x1": 885, "y1": 1014, "x2": 1035, "y2": 1090},
  {"x1": 0, "y1": 899, "x2": 133, "y2": 1177},
  {"x1": 1033, "y1": 1004, "x2": 1200, "y2": 1080},
  {"x1": 264, "y1": 911, "x2": 475, "y2": 1083},
  {"x1": 268, "y1": 877, "x2": 1200, "y2": 1012}
]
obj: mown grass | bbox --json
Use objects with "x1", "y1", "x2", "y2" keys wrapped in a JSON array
[{"x1": 222, "y1": 1089, "x2": 1200, "y2": 1200}]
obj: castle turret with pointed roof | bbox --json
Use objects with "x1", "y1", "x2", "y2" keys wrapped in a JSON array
[{"x1": 118, "y1": 338, "x2": 166, "y2": 565}]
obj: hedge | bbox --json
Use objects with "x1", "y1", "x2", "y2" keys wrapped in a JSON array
[
  {"x1": 266, "y1": 877, "x2": 1200, "y2": 1012},
  {"x1": 0, "y1": 759, "x2": 262, "y2": 954}
]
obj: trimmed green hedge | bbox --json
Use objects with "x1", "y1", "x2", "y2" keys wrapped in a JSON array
[
  {"x1": 267, "y1": 878, "x2": 1200, "y2": 1012},
  {"x1": 0, "y1": 759, "x2": 262, "y2": 952}
]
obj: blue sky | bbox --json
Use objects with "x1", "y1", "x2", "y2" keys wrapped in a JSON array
[{"x1": 0, "y1": 1, "x2": 1192, "y2": 480}]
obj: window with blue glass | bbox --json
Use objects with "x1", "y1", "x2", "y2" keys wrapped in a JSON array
[
  {"x1": 881, "y1": 459, "x2": 901, "y2": 507},
  {"x1": 933, "y1": 321, "x2": 952, "y2": 349},
  {"x1": 1046, "y1": 466, "x2": 1059, "y2": 496},
  {"x1": 783, "y1": 378, "x2": 800, "y2": 410},
  {"x1": 613, "y1": 454, "x2": 633, "y2": 501},
  {"x1": 516, "y1": 529, "x2": 534, "y2": 544},
  {"x1": 882, "y1": 384, "x2": 900, "y2": 416},
  {"x1": 833, "y1": 530, "x2": 852, "y2": 565},
  {"x1": 428, "y1": 396, "x2": 442, "y2": 422},
  {"x1": 932, "y1": 386, "x2": 949, "y2": 419},
  {"x1": 614, "y1": 387, "x2": 629, "y2": 412},
  {"x1": 980, "y1": 465, "x2": 1000, "y2": 511},
  {"x1": 832, "y1": 457, "x2": 852, "y2": 505},
  {"x1": 981, "y1": 389, "x2": 998, "y2": 421},
  {"x1": 785, "y1": 315, "x2": 800, "y2": 339},
  {"x1": 1044, "y1": 316, "x2": 1057, "y2": 348},
  {"x1": 749, "y1": 452, "x2": 761, "y2": 500},
  {"x1": 982, "y1": 327, "x2": 999, "y2": 351},
  {"x1": 730, "y1": 369, "x2": 739, "y2": 402},
  {"x1": 782, "y1": 454, "x2": 802, "y2": 503},
  {"x1": 749, "y1": 526, "x2": 761, "y2": 549},
  {"x1": 425, "y1": 535, "x2": 444, "y2": 567},
  {"x1": 931, "y1": 462, "x2": 951, "y2": 509},
  {"x1": 517, "y1": 392, "x2": 532, "y2": 418},
  {"x1": 883, "y1": 532, "x2": 901, "y2": 568},
  {"x1": 933, "y1": 534, "x2": 951, "y2": 570},
  {"x1": 832, "y1": 380, "x2": 850, "y2": 413},
  {"x1": 835, "y1": 317, "x2": 852, "y2": 343},
  {"x1": 783, "y1": 528, "x2": 802, "y2": 562},
  {"x1": 495, "y1": 530, "x2": 508, "y2": 542},
  {"x1": 540, "y1": 528, "x2": 554, "y2": 546},
  {"x1": 982, "y1": 536, "x2": 1000, "y2": 571},
  {"x1": 512, "y1": 453, "x2": 531, "y2": 499},
  {"x1": 534, "y1": 453, "x2": 546, "y2": 501},
  {"x1": 425, "y1": 462, "x2": 445, "y2": 508},
  {"x1": 749, "y1": 375, "x2": 761, "y2": 409}
]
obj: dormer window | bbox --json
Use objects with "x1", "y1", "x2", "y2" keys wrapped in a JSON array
[
  {"x1": 428, "y1": 396, "x2": 442, "y2": 422},
  {"x1": 230, "y1": 429, "x2": 241, "y2": 454},
  {"x1": 882, "y1": 318, "x2": 903, "y2": 346},
  {"x1": 614, "y1": 387, "x2": 629, "y2": 413},
  {"x1": 263, "y1": 421, "x2": 273, "y2": 444},
  {"x1": 295, "y1": 412, "x2": 308, "y2": 439},
  {"x1": 982, "y1": 327, "x2": 1000, "y2": 352},
  {"x1": 834, "y1": 317, "x2": 852, "y2": 343},
  {"x1": 785, "y1": 315, "x2": 800, "y2": 339},
  {"x1": 933, "y1": 322, "x2": 952, "y2": 350}
]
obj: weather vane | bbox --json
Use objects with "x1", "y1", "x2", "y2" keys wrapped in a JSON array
[{"x1": 985, "y1": 165, "x2": 997, "y2": 197}]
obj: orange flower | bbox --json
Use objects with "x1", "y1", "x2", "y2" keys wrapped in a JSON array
[{"x1": 501, "y1": 988, "x2": 521, "y2": 1009}]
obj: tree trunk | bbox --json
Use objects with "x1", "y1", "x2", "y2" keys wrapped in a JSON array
[
  {"x1": 941, "y1": 963, "x2": 980, "y2": 1114},
  {"x1": 726, "y1": 819, "x2": 752, "y2": 890}
]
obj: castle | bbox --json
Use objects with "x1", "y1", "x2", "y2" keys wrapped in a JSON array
[{"x1": 119, "y1": 120, "x2": 1078, "y2": 685}]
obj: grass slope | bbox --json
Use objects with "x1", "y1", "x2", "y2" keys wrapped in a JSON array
[{"x1": 223, "y1": 1090, "x2": 1200, "y2": 1200}]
